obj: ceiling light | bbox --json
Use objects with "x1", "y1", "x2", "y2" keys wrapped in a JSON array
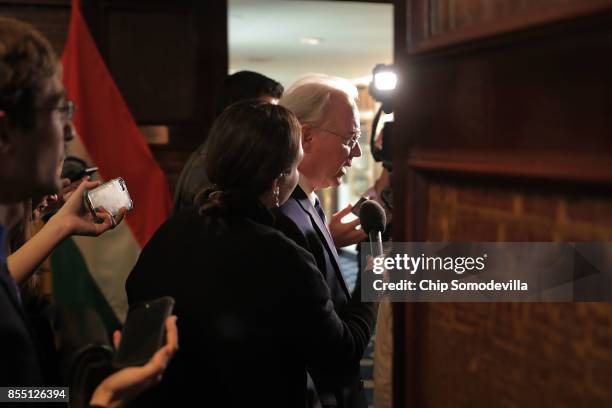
[{"x1": 300, "y1": 37, "x2": 322, "y2": 45}]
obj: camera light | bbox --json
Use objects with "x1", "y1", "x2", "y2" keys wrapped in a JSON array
[
  {"x1": 369, "y1": 64, "x2": 396, "y2": 113},
  {"x1": 374, "y1": 71, "x2": 397, "y2": 91}
]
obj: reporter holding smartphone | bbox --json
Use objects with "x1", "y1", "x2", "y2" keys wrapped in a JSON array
[
  {"x1": 0, "y1": 17, "x2": 177, "y2": 406},
  {"x1": 7, "y1": 178, "x2": 124, "y2": 286}
]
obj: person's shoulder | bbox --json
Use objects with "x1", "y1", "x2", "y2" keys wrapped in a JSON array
[
  {"x1": 277, "y1": 196, "x2": 310, "y2": 226},
  {"x1": 243, "y1": 217, "x2": 304, "y2": 251},
  {"x1": 166, "y1": 207, "x2": 203, "y2": 226},
  {"x1": 251, "y1": 220, "x2": 319, "y2": 271},
  {"x1": 275, "y1": 198, "x2": 296, "y2": 220},
  {"x1": 274, "y1": 204, "x2": 311, "y2": 247},
  {"x1": 152, "y1": 208, "x2": 206, "y2": 241},
  {"x1": 172, "y1": 206, "x2": 201, "y2": 219}
]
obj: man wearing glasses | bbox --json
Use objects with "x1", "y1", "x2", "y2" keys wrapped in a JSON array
[
  {"x1": 0, "y1": 17, "x2": 177, "y2": 405},
  {"x1": 276, "y1": 74, "x2": 370, "y2": 408}
]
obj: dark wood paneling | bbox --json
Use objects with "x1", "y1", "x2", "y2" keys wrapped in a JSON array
[
  {"x1": 82, "y1": 0, "x2": 228, "y2": 145},
  {"x1": 407, "y1": 0, "x2": 612, "y2": 52},
  {"x1": 107, "y1": 10, "x2": 198, "y2": 123},
  {"x1": 398, "y1": 9, "x2": 612, "y2": 183},
  {"x1": 394, "y1": 1, "x2": 612, "y2": 406},
  {"x1": 0, "y1": 2, "x2": 70, "y2": 55}
]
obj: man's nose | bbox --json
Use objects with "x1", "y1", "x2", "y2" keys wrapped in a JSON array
[
  {"x1": 64, "y1": 122, "x2": 75, "y2": 142},
  {"x1": 351, "y1": 141, "x2": 362, "y2": 158}
]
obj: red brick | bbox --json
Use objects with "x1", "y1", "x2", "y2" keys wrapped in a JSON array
[
  {"x1": 456, "y1": 187, "x2": 514, "y2": 212},
  {"x1": 557, "y1": 227, "x2": 610, "y2": 242},
  {"x1": 502, "y1": 220, "x2": 555, "y2": 241},
  {"x1": 450, "y1": 208, "x2": 501, "y2": 241},
  {"x1": 522, "y1": 194, "x2": 562, "y2": 221},
  {"x1": 428, "y1": 183, "x2": 445, "y2": 204},
  {"x1": 566, "y1": 197, "x2": 612, "y2": 228},
  {"x1": 427, "y1": 201, "x2": 450, "y2": 241}
]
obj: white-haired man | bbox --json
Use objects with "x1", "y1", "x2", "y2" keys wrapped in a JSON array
[{"x1": 276, "y1": 74, "x2": 371, "y2": 408}]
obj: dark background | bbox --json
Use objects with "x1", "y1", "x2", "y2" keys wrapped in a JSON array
[{"x1": 3, "y1": 0, "x2": 612, "y2": 406}]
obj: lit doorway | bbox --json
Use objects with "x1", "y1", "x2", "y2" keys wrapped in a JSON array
[{"x1": 229, "y1": 0, "x2": 393, "y2": 222}]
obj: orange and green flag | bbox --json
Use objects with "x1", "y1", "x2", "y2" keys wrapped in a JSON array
[{"x1": 53, "y1": 0, "x2": 172, "y2": 330}]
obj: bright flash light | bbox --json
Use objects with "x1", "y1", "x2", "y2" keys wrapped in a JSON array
[{"x1": 373, "y1": 71, "x2": 397, "y2": 91}]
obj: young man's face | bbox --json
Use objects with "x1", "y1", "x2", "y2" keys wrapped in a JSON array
[{"x1": 15, "y1": 74, "x2": 68, "y2": 198}]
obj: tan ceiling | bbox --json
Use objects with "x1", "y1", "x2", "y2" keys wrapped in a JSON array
[{"x1": 229, "y1": 0, "x2": 394, "y2": 87}]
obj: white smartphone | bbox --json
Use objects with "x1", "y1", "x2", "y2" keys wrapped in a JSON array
[{"x1": 84, "y1": 177, "x2": 134, "y2": 216}]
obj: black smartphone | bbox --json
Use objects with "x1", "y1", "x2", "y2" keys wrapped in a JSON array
[
  {"x1": 113, "y1": 296, "x2": 175, "y2": 368},
  {"x1": 69, "y1": 166, "x2": 98, "y2": 182}
]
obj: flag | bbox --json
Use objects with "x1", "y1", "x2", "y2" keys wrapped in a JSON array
[{"x1": 52, "y1": 0, "x2": 172, "y2": 330}]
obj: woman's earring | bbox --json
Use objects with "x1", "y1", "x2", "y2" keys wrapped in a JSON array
[{"x1": 273, "y1": 186, "x2": 280, "y2": 207}]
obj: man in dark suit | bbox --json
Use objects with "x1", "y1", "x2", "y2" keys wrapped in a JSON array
[{"x1": 275, "y1": 75, "x2": 370, "y2": 408}]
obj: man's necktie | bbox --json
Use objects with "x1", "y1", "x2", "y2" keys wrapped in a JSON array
[{"x1": 314, "y1": 198, "x2": 326, "y2": 224}]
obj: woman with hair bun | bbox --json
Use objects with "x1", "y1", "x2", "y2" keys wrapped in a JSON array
[{"x1": 126, "y1": 100, "x2": 376, "y2": 407}]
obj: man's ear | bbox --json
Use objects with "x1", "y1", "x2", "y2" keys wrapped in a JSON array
[{"x1": 301, "y1": 123, "x2": 314, "y2": 153}]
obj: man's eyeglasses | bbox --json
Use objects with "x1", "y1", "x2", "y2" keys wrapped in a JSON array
[
  {"x1": 36, "y1": 100, "x2": 76, "y2": 122},
  {"x1": 59, "y1": 100, "x2": 76, "y2": 121},
  {"x1": 314, "y1": 126, "x2": 361, "y2": 149}
]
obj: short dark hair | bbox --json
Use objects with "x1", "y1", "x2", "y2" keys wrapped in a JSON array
[
  {"x1": 0, "y1": 17, "x2": 58, "y2": 130},
  {"x1": 216, "y1": 71, "x2": 284, "y2": 115},
  {"x1": 198, "y1": 100, "x2": 300, "y2": 212}
]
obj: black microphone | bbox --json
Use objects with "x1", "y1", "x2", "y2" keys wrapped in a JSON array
[{"x1": 359, "y1": 200, "x2": 387, "y2": 257}]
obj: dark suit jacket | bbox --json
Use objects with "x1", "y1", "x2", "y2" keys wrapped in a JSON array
[
  {"x1": 172, "y1": 142, "x2": 211, "y2": 215},
  {"x1": 275, "y1": 186, "x2": 350, "y2": 308},
  {"x1": 275, "y1": 186, "x2": 368, "y2": 408},
  {"x1": 125, "y1": 197, "x2": 375, "y2": 408},
  {"x1": 0, "y1": 257, "x2": 43, "y2": 386}
]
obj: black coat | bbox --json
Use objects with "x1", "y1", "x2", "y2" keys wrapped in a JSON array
[
  {"x1": 0, "y1": 259, "x2": 43, "y2": 386},
  {"x1": 125, "y1": 197, "x2": 375, "y2": 408},
  {"x1": 275, "y1": 186, "x2": 369, "y2": 408}
]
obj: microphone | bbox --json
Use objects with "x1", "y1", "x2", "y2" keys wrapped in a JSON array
[{"x1": 359, "y1": 200, "x2": 387, "y2": 257}]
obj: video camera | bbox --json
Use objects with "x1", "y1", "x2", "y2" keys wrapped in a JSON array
[{"x1": 368, "y1": 64, "x2": 396, "y2": 172}]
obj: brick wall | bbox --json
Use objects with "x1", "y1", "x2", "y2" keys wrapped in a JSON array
[
  {"x1": 422, "y1": 302, "x2": 612, "y2": 407},
  {"x1": 428, "y1": 183, "x2": 612, "y2": 242},
  {"x1": 420, "y1": 182, "x2": 612, "y2": 406}
]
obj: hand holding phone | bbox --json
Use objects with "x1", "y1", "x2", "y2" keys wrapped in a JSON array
[
  {"x1": 113, "y1": 297, "x2": 176, "y2": 369},
  {"x1": 45, "y1": 179, "x2": 126, "y2": 237},
  {"x1": 90, "y1": 315, "x2": 178, "y2": 407}
]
